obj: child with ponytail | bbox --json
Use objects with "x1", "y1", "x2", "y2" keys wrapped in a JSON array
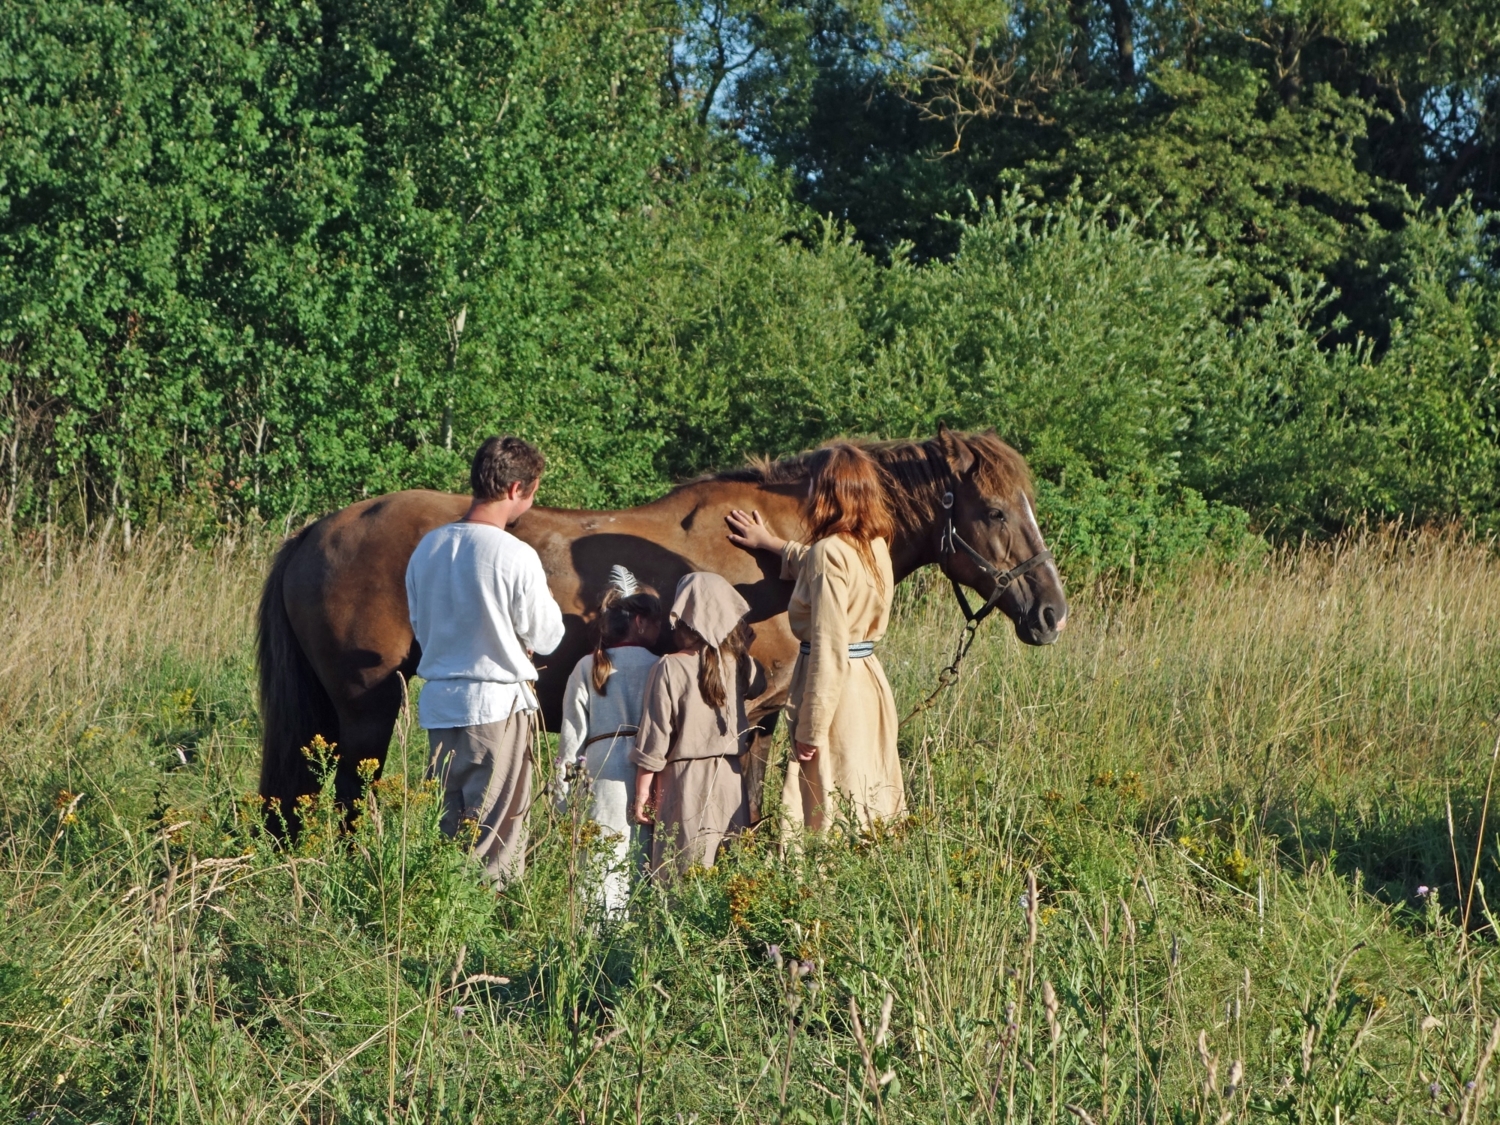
[
  {"x1": 631, "y1": 572, "x2": 765, "y2": 880},
  {"x1": 556, "y1": 566, "x2": 662, "y2": 914}
]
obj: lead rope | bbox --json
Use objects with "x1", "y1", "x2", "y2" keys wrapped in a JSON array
[
  {"x1": 899, "y1": 614, "x2": 981, "y2": 727},
  {"x1": 900, "y1": 490, "x2": 982, "y2": 727}
]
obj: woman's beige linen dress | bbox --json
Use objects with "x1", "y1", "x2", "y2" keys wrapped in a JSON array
[{"x1": 779, "y1": 535, "x2": 904, "y2": 832}]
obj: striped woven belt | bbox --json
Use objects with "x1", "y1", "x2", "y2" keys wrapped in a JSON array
[{"x1": 799, "y1": 641, "x2": 876, "y2": 659}]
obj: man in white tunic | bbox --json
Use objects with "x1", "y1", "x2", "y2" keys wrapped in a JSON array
[{"x1": 405, "y1": 436, "x2": 565, "y2": 885}]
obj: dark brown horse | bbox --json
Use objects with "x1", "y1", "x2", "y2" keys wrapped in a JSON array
[{"x1": 257, "y1": 429, "x2": 1068, "y2": 828}]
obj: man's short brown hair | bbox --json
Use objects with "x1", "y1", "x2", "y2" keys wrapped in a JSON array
[{"x1": 470, "y1": 436, "x2": 545, "y2": 501}]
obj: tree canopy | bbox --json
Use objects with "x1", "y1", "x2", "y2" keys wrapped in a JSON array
[{"x1": 2, "y1": 0, "x2": 1499, "y2": 567}]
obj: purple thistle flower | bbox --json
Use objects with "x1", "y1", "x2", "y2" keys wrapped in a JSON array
[{"x1": 1417, "y1": 885, "x2": 1431, "y2": 898}]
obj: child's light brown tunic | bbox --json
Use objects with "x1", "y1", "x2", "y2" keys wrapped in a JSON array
[
  {"x1": 631, "y1": 651, "x2": 765, "y2": 876},
  {"x1": 780, "y1": 535, "x2": 904, "y2": 832}
]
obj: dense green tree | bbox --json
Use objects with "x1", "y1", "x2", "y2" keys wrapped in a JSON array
[
  {"x1": 2, "y1": 0, "x2": 1498, "y2": 569},
  {"x1": 1184, "y1": 210, "x2": 1500, "y2": 531},
  {"x1": 712, "y1": 0, "x2": 1500, "y2": 315},
  {"x1": 0, "y1": 0, "x2": 679, "y2": 528}
]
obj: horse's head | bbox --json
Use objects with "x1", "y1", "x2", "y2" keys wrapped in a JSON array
[{"x1": 926, "y1": 428, "x2": 1068, "y2": 646}]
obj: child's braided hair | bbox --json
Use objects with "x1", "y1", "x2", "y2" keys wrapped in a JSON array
[
  {"x1": 592, "y1": 566, "x2": 662, "y2": 695},
  {"x1": 677, "y1": 619, "x2": 754, "y2": 733}
]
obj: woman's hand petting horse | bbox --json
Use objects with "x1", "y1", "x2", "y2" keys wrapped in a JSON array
[
  {"x1": 725, "y1": 509, "x2": 814, "y2": 761},
  {"x1": 724, "y1": 509, "x2": 787, "y2": 556}
]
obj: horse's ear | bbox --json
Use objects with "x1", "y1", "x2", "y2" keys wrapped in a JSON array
[{"x1": 936, "y1": 424, "x2": 975, "y2": 476}]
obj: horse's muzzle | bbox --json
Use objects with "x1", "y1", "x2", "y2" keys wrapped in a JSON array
[{"x1": 1013, "y1": 582, "x2": 1067, "y2": 646}]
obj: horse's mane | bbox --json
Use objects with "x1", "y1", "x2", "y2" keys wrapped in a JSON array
[{"x1": 685, "y1": 431, "x2": 1032, "y2": 532}]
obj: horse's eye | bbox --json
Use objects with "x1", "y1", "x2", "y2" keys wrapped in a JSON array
[{"x1": 988, "y1": 508, "x2": 1006, "y2": 522}]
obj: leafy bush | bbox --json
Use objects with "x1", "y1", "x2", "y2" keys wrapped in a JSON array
[
  {"x1": 4, "y1": 2, "x2": 1500, "y2": 573},
  {"x1": 583, "y1": 193, "x2": 1260, "y2": 569},
  {"x1": 1184, "y1": 211, "x2": 1500, "y2": 533},
  {"x1": 0, "y1": 0, "x2": 677, "y2": 525}
]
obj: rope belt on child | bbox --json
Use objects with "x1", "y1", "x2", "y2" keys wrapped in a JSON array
[
  {"x1": 580, "y1": 725, "x2": 638, "y2": 750},
  {"x1": 798, "y1": 641, "x2": 876, "y2": 658},
  {"x1": 571, "y1": 725, "x2": 639, "y2": 772}
]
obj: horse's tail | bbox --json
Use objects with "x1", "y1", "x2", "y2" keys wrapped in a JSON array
[{"x1": 257, "y1": 527, "x2": 337, "y2": 835}]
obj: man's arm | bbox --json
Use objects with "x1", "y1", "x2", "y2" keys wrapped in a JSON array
[
  {"x1": 404, "y1": 551, "x2": 425, "y2": 646},
  {"x1": 511, "y1": 549, "x2": 565, "y2": 657}
]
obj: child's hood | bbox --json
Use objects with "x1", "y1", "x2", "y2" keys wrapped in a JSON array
[{"x1": 669, "y1": 572, "x2": 749, "y2": 647}]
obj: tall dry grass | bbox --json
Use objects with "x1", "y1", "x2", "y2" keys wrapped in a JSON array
[
  {"x1": 0, "y1": 532, "x2": 264, "y2": 733},
  {"x1": 890, "y1": 526, "x2": 1500, "y2": 816},
  {"x1": 0, "y1": 527, "x2": 1497, "y2": 1123}
]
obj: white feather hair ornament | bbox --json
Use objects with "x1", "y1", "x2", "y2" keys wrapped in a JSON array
[{"x1": 608, "y1": 565, "x2": 640, "y2": 598}]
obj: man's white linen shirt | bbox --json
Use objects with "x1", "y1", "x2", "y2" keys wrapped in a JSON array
[{"x1": 405, "y1": 521, "x2": 565, "y2": 730}]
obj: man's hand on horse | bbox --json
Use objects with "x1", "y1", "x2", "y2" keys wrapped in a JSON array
[{"x1": 725, "y1": 508, "x2": 787, "y2": 555}]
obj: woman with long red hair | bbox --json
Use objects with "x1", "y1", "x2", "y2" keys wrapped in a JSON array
[{"x1": 725, "y1": 442, "x2": 903, "y2": 832}]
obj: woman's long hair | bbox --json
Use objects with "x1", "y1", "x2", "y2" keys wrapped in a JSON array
[
  {"x1": 592, "y1": 587, "x2": 663, "y2": 694},
  {"x1": 677, "y1": 620, "x2": 752, "y2": 731},
  {"x1": 806, "y1": 442, "x2": 897, "y2": 576}
]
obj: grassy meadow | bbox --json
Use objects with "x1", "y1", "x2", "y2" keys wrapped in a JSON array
[{"x1": 2, "y1": 531, "x2": 1500, "y2": 1123}]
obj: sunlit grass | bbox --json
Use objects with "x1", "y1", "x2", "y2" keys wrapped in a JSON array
[{"x1": 2, "y1": 528, "x2": 1499, "y2": 1123}]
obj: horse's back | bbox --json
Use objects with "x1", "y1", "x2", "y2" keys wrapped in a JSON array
[
  {"x1": 279, "y1": 482, "x2": 805, "y2": 725},
  {"x1": 284, "y1": 491, "x2": 469, "y2": 701}
]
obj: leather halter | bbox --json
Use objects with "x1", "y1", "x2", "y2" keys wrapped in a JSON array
[
  {"x1": 901, "y1": 485, "x2": 1056, "y2": 726},
  {"x1": 938, "y1": 490, "x2": 1054, "y2": 625}
]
